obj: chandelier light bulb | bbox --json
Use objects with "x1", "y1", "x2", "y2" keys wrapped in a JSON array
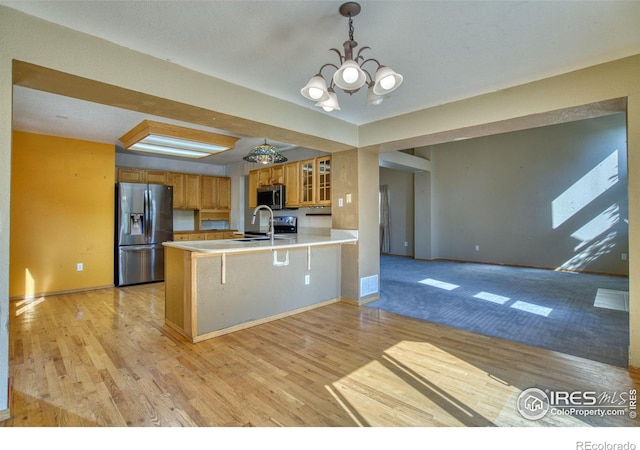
[
  {"x1": 308, "y1": 87, "x2": 324, "y2": 100},
  {"x1": 379, "y1": 75, "x2": 396, "y2": 90},
  {"x1": 342, "y1": 66, "x2": 360, "y2": 84}
]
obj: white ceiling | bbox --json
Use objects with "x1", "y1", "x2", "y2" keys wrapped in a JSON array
[{"x1": 4, "y1": 0, "x2": 640, "y2": 165}]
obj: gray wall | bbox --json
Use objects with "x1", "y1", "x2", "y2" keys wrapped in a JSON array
[
  {"x1": 380, "y1": 167, "x2": 415, "y2": 256},
  {"x1": 431, "y1": 113, "x2": 628, "y2": 275}
]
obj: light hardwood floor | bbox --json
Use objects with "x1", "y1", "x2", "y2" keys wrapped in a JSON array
[{"x1": 2, "y1": 282, "x2": 639, "y2": 427}]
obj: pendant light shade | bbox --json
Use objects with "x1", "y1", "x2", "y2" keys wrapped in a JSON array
[
  {"x1": 242, "y1": 139, "x2": 288, "y2": 165},
  {"x1": 315, "y1": 88, "x2": 341, "y2": 112},
  {"x1": 366, "y1": 83, "x2": 388, "y2": 106},
  {"x1": 300, "y1": 75, "x2": 330, "y2": 102},
  {"x1": 333, "y1": 60, "x2": 367, "y2": 91},
  {"x1": 372, "y1": 66, "x2": 404, "y2": 95}
]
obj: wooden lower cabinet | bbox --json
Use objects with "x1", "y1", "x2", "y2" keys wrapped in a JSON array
[{"x1": 173, "y1": 230, "x2": 236, "y2": 241}]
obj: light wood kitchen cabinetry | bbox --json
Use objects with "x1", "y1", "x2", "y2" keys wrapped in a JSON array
[
  {"x1": 116, "y1": 167, "x2": 146, "y2": 183},
  {"x1": 116, "y1": 167, "x2": 168, "y2": 184},
  {"x1": 168, "y1": 172, "x2": 200, "y2": 209},
  {"x1": 284, "y1": 161, "x2": 300, "y2": 207},
  {"x1": 247, "y1": 156, "x2": 331, "y2": 208},
  {"x1": 173, "y1": 230, "x2": 236, "y2": 241},
  {"x1": 255, "y1": 165, "x2": 284, "y2": 188},
  {"x1": 215, "y1": 176, "x2": 231, "y2": 210},
  {"x1": 316, "y1": 156, "x2": 331, "y2": 206},
  {"x1": 201, "y1": 175, "x2": 230, "y2": 210},
  {"x1": 300, "y1": 158, "x2": 316, "y2": 206},
  {"x1": 248, "y1": 171, "x2": 258, "y2": 208},
  {"x1": 146, "y1": 170, "x2": 168, "y2": 185}
]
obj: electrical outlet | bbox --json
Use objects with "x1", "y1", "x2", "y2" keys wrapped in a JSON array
[
  {"x1": 404, "y1": 241, "x2": 409, "y2": 247},
  {"x1": 305, "y1": 274, "x2": 310, "y2": 285},
  {"x1": 622, "y1": 253, "x2": 628, "y2": 261},
  {"x1": 338, "y1": 198, "x2": 344, "y2": 207},
  {"x1": 475, "y1": 245, "x2": 480, "y2": 252},
  {"x1": 76, "y1": 263, "x2": 83, "y2": 271}
]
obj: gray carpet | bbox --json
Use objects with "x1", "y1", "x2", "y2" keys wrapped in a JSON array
[{"x1": 367, "y1": 256, "x2": 629, "y2": 367}]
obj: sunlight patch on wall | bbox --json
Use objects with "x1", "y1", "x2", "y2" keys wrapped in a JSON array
[
  {"x1": 570, "y1": 204, "x2": 619, "y2": 251},
  {"x1": 24, "y1": 268, "x2": 35, "y2": 299},
  {"x1": 419, "y1": 278, "x2": 459, "y2": 291},
  {"x1": 557, "y1": 231, "x2": 617, "y2": 272},
  {"x1": 551, "y1": 150, "x2": 619, "y2": 229}
]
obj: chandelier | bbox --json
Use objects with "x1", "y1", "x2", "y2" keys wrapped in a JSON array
[
  {"x1": 242, "y1": 139, "x2": 288, "y2": 165},
  {"x1": 300, "y1": 2, "x2": 403, "y2": 112}
]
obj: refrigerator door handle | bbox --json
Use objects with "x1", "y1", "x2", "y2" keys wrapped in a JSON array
[{"x1": 144, "y1": 187, "x2": 151, "y2": 243}]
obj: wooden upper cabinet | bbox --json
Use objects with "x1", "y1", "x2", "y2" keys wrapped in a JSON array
[
  {"x1": 284, "y1": 161, "x2": 300, "y2": 207},
  {"x1": 271, "y1": 165, "x2": 285, "y2": 185},
  {"x1": 248, "y1": 171, "x2": 258, "y2": 208},
  {"x1": 316, "y1": 156, "x2": 331, "y2": 206},
  {"x1": 300, "y1": 159, "x2": 315, "y2": 206},
  {"x1": 216, "y1": 177, "x2": 231, "y2": 210},
  {"x1": 184, "y1": 174, "x2": 200, "y2": 209},
  {"x1": 167, "y1": 172, "x2": 186, "y2": 208},
  {"x1": 146, "y1": 170, "x2": 168, "y2": 185},
  {"x1": 257, "y1": 167, "x2": 272, "y2": 187},
  {"x1": 168, "y1": 172, "x2": 200, "y2": 209},
  {"x1": 201, "y1": 175, "x2": 231, "y2": 210},
  {"x1": 200, "y1": 175, "x2": 217, "y2": 209},
  {"x1": 117, "y1": 167, "x2": 145, "y2": 183}
]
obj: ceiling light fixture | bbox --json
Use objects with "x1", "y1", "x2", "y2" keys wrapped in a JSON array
[
  {"x1": 242, "y1": 139, "x2": 288, "y2": 165},
  {"x1": 119, "y1": 120, "x2": 239, "y2": 159},
  {"x1": 300, "y1": 2, "x2": 403, "y2": 112}
]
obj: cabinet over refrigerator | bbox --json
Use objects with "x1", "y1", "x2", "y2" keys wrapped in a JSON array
[{"x1": 115, "y1": 182, "x2": 173, "y2": 286}]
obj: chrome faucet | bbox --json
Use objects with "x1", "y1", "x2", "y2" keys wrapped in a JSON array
[{"x1": 251, "y1": 204, "x2": 274, "y2": 244}]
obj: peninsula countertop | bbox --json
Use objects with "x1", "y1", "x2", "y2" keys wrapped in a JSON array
[{"x1": 162, "y1": 229, "x2": 358, "y2": 254}]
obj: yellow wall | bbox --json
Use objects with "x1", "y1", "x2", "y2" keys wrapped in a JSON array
[{"x1": 10, "y1": 131, "x2": 115, "y2": 298}]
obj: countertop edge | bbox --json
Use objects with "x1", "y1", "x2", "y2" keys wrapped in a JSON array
[{"x1": 162, "y1": 229, "x2": 358, "y2": 254}]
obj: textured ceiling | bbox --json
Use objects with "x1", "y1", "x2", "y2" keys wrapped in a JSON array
[{"x1": 4, "y1": 0, "x2": 640, "y2": 164}]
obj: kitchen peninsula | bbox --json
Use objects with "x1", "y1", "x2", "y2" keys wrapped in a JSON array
[{"x1": 162, "y1": 230, "x2": 357, "y2": 343}]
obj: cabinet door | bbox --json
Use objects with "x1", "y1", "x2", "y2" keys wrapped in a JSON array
[
  {"x1": 316, "y1": 156, "x2": 331, "y2": 206},
  {"x1": 146, "y1": 170, "x2": 168, "y2": 185},
  {"x1": 284, "y1": 162, "x2": 300, "y2": 207},
  {"x1": 271, "y1": 165, "x2": 285, "y2": 185},
  {"x1": 168, "y1": 173, "x2": 185, "y2": 208},
  {"x1": 300, "y1": 159, "x2": 315, "y2": 205},
  {"x1": 117, "y1": 167, "x2": 144, "y2": 183},
  {"x1": 216, "y1": 177, "x2": 231, "y2": 210},
  {"x1": 200, "y1": 175, "x2": 217, "y2": 209},
  {"x1": 258, "y1": 168, "x2": 272, "y2": 187},
  {"x1": 184, "y1": 174, "x2": 201, "y2": 209},
  {"x1": 249, "y1": 171, "x2": 258, "y2": 208}
]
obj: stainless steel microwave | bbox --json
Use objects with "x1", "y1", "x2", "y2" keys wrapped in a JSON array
[{"x1": 257, "y1": 185, "x2": 286, "y2": 210}]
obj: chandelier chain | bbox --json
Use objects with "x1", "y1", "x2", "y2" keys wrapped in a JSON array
[{"x1": 348, "y1": 16, "x2": 355, "y2": 42}]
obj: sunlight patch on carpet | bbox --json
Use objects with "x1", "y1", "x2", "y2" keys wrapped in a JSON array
[
  {"x1": 473, "y1": 291, "x2": 511, "y2": 305},
  {"x1": 594, "y1": 288, "x2": 629, "y2": 312},
  {"x1": 419, "y1": 278, "x2": 459, "y2": 291},
  {"x1": 510, "y1": 301, "x2": 553, "y2": 317}
]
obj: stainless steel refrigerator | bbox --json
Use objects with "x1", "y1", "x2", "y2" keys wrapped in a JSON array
[{"x1": 115, "y1": 182, "x2": 173, "y2": 286}]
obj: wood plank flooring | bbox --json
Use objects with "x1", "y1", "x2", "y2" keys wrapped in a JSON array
[{"x1": 2, "y1": 283, "x2": 639, "y2": 427}]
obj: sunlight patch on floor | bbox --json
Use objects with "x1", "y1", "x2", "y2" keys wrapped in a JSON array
[
  {"x1": 327, "y1": 340, "x2": 520, "y2": 426},
  {"x1": 419, "y1": 278, "x2": 459, "y2": 291},
  {"x1": 473, "y1": 291, "x2": 511, "y2": 305},
  {"x1": 594, "y1": 288, "x2": 629, "y2": 312},
  {"x1": 510, "y1": 301, "x2": 553, "y2": 317}
]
